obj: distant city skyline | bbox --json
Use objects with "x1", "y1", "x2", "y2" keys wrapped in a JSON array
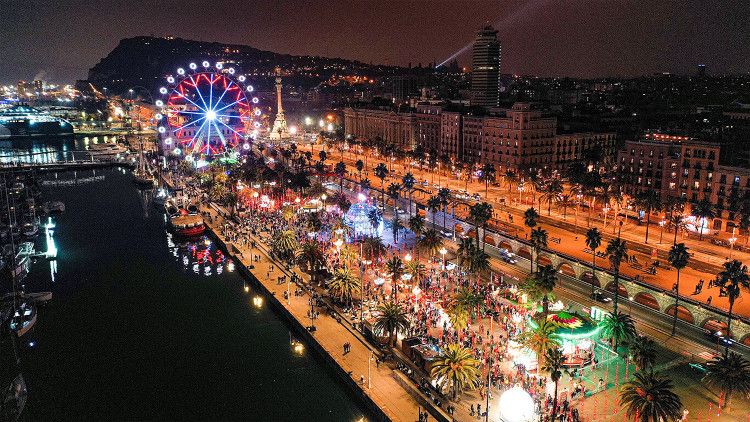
[{"x1": 1, "y1": 0, "x2": 749, "y2": 84}]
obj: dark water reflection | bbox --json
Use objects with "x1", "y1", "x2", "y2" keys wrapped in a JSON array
[{"x1": 17, "y1": 167, "x2": 368, "y2": 421}]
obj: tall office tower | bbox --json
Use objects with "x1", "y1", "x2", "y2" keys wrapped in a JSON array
[{"x1": 471, "y1": 25, "x2": 501, "y2": 108}]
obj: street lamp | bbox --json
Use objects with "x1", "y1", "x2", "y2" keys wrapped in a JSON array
[
  {"x1": 602, "y1": 206, "x2": 610, "y2": 229},
  {"x1": 729, "y1": 228, "x2": 738, "y2": 259},
  {"x1": 360, "y1": 259, "x2": 372, "y2": 324},
  {"x1": 659, "y1": 217, "x2": 666, "y2": 244},
  {"x1": 439, "y1": 247, "x2": 447, "y2": 270},
  {"x1": 404, "y1": 253, "x2": 412, "y2": 262}
]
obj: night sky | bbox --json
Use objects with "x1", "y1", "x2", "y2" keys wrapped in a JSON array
[{"x1": 2, "y1": 0, "x2": 749, "y2": 83}]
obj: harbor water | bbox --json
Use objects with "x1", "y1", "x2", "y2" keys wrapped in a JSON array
[{"x1": 14, "y1": 164, "x2": 369, "y2": 420}]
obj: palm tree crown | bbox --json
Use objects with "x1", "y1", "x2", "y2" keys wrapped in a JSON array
[
  {"x1": 430, "y1": 344, "x2": 481, "y2": 399},
  {"x1": 328, "y1": 267, "x2": 362, "y2": 306},
  {"x1": 702, "y1": 350, "x2": 750, "y2": 411},
  {"x1": 373, "y1": 301, "x2": 409, "y2": 347},
  {"x1": 620, "y1": 372, "x2": 683, "y2": 422},
  {"x1": 600, "y1": 310, "x2": 636, "y2": 351}
]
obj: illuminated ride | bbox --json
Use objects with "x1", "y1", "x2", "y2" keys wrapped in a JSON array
[{"x1": 155, "y1": 61, "x2": 262, "y2": 157}]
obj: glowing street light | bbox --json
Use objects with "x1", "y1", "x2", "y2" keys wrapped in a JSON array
[
  {"x1": 439, "y1": 247, "x2": 448, "y2": 269},
  {"x1": 659, "y1": 217, "x2": 667, "y2": 244},
  {"x1": 252, "y1": 296, "x2": 264, "y2": 308},
  {"x1": 729, "y1": 227, "x2": 738, "y2": 259},
  {"x1": 333, "y1": 238, "x2": 344, "y2": 249},
  {"x1": 404, "y1": 253, "x2": 412, "y2": 262}
]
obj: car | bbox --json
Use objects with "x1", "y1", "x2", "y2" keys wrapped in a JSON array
[
  {"x1": 591, "y1": 289, "x2": 612, "y2": 303},
  {"x1": 472, "y1": 193, "x2": 481, "y2": 200},
  {"x1": 421, "y1": 181, "x2": 429, "y2": 187},
  {"x1": 705, "y1": 330, "x2": 734, "y2": 347},
  {"x1": 498, "y1": 248, "x2": 518, "y2": 264},
  {"x1": 396, "y1": 208, "x2": 407, "y2": 215}
]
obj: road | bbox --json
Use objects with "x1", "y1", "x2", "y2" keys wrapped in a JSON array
[
  {"x1": 298, "y1": 143, "x2": 750, "y2": 321},
  {"x1": 326, "y1": 179, "x2": 750, "y2": 360}
]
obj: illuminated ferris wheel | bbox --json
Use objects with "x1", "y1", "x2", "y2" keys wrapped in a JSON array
[{"x1": 155, "y1": 61, "x2": 262, "y2": 156}]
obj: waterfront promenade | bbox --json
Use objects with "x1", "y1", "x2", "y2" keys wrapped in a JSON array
[{"x1": 199, "y1": 202, "x2": 447, "y2": 422}]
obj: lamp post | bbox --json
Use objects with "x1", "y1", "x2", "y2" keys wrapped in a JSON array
[
  {"x1": 368, "y1": 351, "x2": 374, "y2": 389},
  {"x1": 729, "y1": 228, "x2": 738, "y2": 259},
  {"x1": 360, "y1": 259, "x2": 372, "y2": 325},
  {"x1": 659, "y1": 217, "x2": 666, "y2": 244},
  {"x1": 439, "y1": 247, "x2": 447, "y2": 270},
  {"x1": 602, "y1": 206, "x2": 610, "y2": 229}
]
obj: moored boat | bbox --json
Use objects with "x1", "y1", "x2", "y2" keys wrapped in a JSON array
[
  {"x1": 169, "y1": 214, "x2": 205, "y2": 237},
  {"x1": 9, "y1": 302, "x2": 36, "y2": 337}
]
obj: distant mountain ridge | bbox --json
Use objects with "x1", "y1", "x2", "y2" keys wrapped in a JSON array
[{"x1": 86, "y1": 36, "x2": 402, "y2": 94}]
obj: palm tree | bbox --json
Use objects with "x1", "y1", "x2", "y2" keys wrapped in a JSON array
[
  {"x1": 391, "y1": 215, "x2": 404, "y2": 243},
  {"x1": 715, "y1": 259, "x2": 750, "y2": 345},
  {"x1": 362, "y1": 235, "x2": 386, "y2": 262},
  {"x1": 408, "y1": 214, "x2": 425, "y2": 240},
  {"x1": 504, "y1": 170, "x2": 518, "y2": 194},
  {"x1": 635, "y1": 190, "x2": 661, "y2": 244},
  {"x1": 355, "y1": 159, "x2": 364, "y2": 180},
  {"x1": 406, "y1": 260, "x2": 426, "y2": 288},
  {"x1": 691, "y1": 198, "x2": 716, "y2": 240},
  {"x1": 585, "y1": 227, "x2": 603, "y2": 296},
  {"x1": 702, "y1": 350, "x2": 750, "y2": 412},
  {"x1": 387, "y1": 182, "x2": 402, "y2": 213},
  {"x1": 469, "y1": 202, "x2": 493, "y2": 251},
  {"x1": 599, "y1": 310, "x2": 636, "y2": 351},
  {"x1": 456, "y1": 237, "x2": 476, "y2": 267},
  {"x1": 480, "y1": 162, "x2": 496, "y2": 198},
  {"x1": 667, "y1": 243, "x2": 690, "y2": 335},
  {"x1": 418, "y1": 228, "x2": 444, "y2": 257},
  {"x1": 401, "y1": 172, "x2": 416, "y2": 216},
  {"x1": 465, "y1": 247, "x2": 490, "y2": 282},
  {"x1": 430, "y1": 344, "x2": 481, "y2": 400},
  {"x1": 541, "y1": 179, "x2": 564, "y2": 216},
  {"x1": 620, "y1": 372, "x2": 683, "y2": 422},
  {"x1": 530, "y1": 227, "x2": 548, "y2": 273},
  {"x1": 451, "y1": 286, "x2": 484, "y2": 315},
  {"x1": 373, "y1": 301, "x2": 409, "y2": 347},
  {"x1": 524, "y1": 207, "x2": 539, "y2": 235},
  {"x1": 532, "y1": 265, "x2": 557, "y2": 317},
  {"x1": 606, "y1": 238, "x2": 628, "y2": 313},
  {"x1": 272, "y1": 229, "x2": 299, "y2": 262},
  {"x1": 542, "y1": 347, "x2": 564, "y2": 422},
  {"x1": 328, "y1": 267, "x2": 362, "y2": 306},
  {"x1": 437, "y1": 187, "x2": 451, "y2": 228},
  {"x1": 334, "y1": 161, "x2": 347, "y2": 191},
  {"x1": 385, "y1": 256, "x2": 404, "y2": 302},
  {"x1": 520, "y1": 319, "x2": 559, "y2": 368},
  {"x1": 374, "y1": 163, "x2": 389, "y2": 210},
  {"x1": 297, "y1": 241, "x2": 325, "y2": 283},
  {"x1": 669, "y1": 213, "x2": 685, "y2": 245},
  {"x1": 624, "y1": 335, "x2": 657, "y2": 372},
  {"x1": 427, "y1": 195, "x2": 442, "y2": 225}
]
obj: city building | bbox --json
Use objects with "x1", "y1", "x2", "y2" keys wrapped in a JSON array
[
  {"x1": 343, "y1": 107, "x2": 417, "y2": 150},
  {"x1": 615, "y1": 132, "x2": 750, "y2": 234},
  {"x1": 471, "y1": 26, "x2": 501, "y2": 108},
  {"x1": 415, "y1": 104, "x2": 441, "y2": 154},
  {"x1": 344, "y1": 102, "x2": 615, "y2": 174}
]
